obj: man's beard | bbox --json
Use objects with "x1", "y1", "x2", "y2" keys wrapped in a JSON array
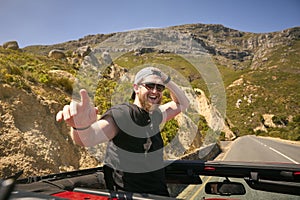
[{"x1": 138, "y1": 93, "x2": 161, "y2": 112}]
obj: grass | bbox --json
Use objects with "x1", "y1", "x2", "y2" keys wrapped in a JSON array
[{"x1": 0, "y1": 48, "x2": 75, "y2": 103}]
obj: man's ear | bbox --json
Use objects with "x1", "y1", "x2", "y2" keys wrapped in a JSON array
[{"x1": 133, "y1": 84, "x2": 139, "y2": 93}]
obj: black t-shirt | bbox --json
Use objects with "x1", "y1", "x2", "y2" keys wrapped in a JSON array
[{"x1": 102, "y1": 103, "x2": 169, "y2": 196}]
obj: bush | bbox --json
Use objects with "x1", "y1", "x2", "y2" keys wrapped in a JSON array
[
  {"x1": 161, "y1": 119, "x2": 179, "y2": 146},
  {"x1": 255, "y1": 130, "x2": 268, "y2": 136},
  {"x1": 268, "y1": 130, "x2": 282, "y2": 138},
  {"x1": 197, "y1": 115, "x2": 209, "y2": 138},
  {"x1": 55, "y1": 77, "x2": 74, "y2": 94},
  {"x1": 38, "y1": 74, "x2": 50, "y2": 84},
  {"x1": 272, "y1": 115, "x2": 288, "y2": 126},
  {"x1": 293, "y1": 115, "x2": 300, "y2": 123},
  {"x1": 231, "y1": 127, "x2": 240, "y2": 137},
  {"x1": 219, "y1": 132, "x2": 226, "y2": 141}
]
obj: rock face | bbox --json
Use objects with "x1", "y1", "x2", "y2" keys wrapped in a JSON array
[
  {"x1": 23, "y1": 23, "x2": 300, "y2": 70},
  {"x1": 0, "y1": 84, "x2": 98, "y2": 178},
  {"x1": 171, "y1": 24, "x2": 300, "y2": 69}
]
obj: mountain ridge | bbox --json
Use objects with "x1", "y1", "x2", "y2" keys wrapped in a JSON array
[
  {"x1": 0, "y1": 22, "x2": 299, "y2": 178},
  {"x1": 22, "y1": 23, "x2": 300, "y2": 71}
]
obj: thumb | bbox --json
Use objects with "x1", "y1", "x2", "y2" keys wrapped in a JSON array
[{"x1": 80, "y1": 89, "x2": 91, "y2": 107}]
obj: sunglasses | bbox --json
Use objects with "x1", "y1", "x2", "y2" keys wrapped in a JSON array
[{"x1": 140, "y1": 82, "x2": 165, "y2": 92}]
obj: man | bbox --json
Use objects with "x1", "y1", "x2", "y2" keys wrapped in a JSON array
[{"x1": 56, "y1": 67, "x2": 189, "y2": 196}]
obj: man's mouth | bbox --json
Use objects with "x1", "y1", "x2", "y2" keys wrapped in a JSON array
[{"x1": 148, "y1": 95, "x2": 159, "y2": 103}]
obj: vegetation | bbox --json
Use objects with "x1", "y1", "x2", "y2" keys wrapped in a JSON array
[
  {"x1": 0, "y1": 31, "x2": 299, "y2": 143},
  {"x1": 0, "y1": 48, "x2": 75, "y2": 104},
  {"x1": 224, "y1": 40, "x2": 300, "y2": 140},
  {"x1": 161, "y1": 119, "x2": 179, "y2": 146}
]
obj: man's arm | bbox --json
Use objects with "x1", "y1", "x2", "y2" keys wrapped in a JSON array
[
  {"x1": 56, "y1": 89, "x2": 116, "y2": 147},
  {"x1": 159, "y1": 76, "x2": 190, "y2": 122},
  {"x1": 70, "y1": 116, "x2": 117, "y2": 147}
]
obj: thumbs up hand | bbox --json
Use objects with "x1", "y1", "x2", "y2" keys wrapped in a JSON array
[{"x1": 56, "y1": 89, "x2": 98, "y2": 129}]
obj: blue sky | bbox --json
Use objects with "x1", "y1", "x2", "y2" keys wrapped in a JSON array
[{"x1": 0, "y1": 0, "x2": 299, "y2": 47}]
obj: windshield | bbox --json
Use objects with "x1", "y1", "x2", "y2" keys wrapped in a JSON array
[
  {"x1": 176, "y1": 136, "x2": 300, "y2": 199},
  {"x1": 1, "y1": 26, "x2": 299, "y2": 200}
]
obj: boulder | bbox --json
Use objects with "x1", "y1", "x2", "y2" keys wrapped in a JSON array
[
  {"x1": 48, "y1": 70, "x2": 75, "y2": 82},
  {"x1": 48, "y1": 49, "x2": 66, "y2": 59},
  {"x1": 73, "y1": 46, "x2": 91, "y2": 57},
  {"x1": 180, "y1": 143, "x2": 221, "y2": 161},
  {"x1": 3, "y1": 41, "x2": 19, "y2": 50}
]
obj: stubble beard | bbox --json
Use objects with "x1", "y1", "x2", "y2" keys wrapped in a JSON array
[{"x1": 138, "y1": 93, "x2": 161, "y2": 112}]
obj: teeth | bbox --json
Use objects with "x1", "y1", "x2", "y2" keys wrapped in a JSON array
[{"x1": 149, "y1": 96, "x2": 157, "y2": 99}]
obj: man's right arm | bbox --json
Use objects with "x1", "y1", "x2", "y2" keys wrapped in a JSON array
[
  {"x1": 56, "y1": 89, "x2": 117, "y2": 147},
  {"x1": 70, "y1": 116, "x2": 117, "y2": 147}
]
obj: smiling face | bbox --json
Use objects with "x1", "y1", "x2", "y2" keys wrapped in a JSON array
[{"x1": 134, "y1": 75, "x2": 164, "y2": 111}]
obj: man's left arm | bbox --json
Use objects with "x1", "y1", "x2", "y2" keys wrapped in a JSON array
[{"x1": 159, "y1": 76, "x2": 190, "y2": 122}]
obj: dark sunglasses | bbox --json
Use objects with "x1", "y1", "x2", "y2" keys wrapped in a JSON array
[{"x1": 140, "y1": 82, "x2": 165, "y2": 92}]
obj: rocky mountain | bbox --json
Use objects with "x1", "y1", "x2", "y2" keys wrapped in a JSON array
[
  {"x1": 23, "y1": 23, "x2": 300, "y2": 69},
  {"x1": 1, "y1": 23, "x2": 299, "y2": 178},
  {"x1": 173, "y1": 24, "x2": 299, "y2": 69}
]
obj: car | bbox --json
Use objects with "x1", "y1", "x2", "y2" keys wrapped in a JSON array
[{"x1": 2, "y1": 159, "x2": 300, "y2": 200}]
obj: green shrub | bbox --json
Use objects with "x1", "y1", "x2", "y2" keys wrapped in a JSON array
[
  {"x1": 161, "y1": 119, "x2": 179, "y2": 146},
  {"x1": 231, "y1": 127, "x2": 240, "y2": 137},
  {"x1": 293, "y1": 115, "x2": 300, "y2": 123},
  {"x1": 54, "y1": 77, "x2": 74, "y2": 94},
  {"x1": 219, "y1": 132, "x2": 226, "y2": 141},
  {"x1": 272, "y1": 115, "x2": 288, "y2": 126},
  {"x1": 255, "y1": 130, "x2": 268, "y2": 136},
  {"x1": 94, "y1": 79, "x2": 117, "y2": 114},
  {"x1": 38, "y1": 74, "x2": 50, "y2": 84}
]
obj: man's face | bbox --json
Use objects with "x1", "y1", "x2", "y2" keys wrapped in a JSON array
[{"x1": 136, "y1": 75, "x2": 165, "y2": 111}]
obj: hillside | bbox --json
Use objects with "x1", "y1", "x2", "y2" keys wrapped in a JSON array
[{"x1": 0, "y1": 23, "x2": 299, "y2": 178}]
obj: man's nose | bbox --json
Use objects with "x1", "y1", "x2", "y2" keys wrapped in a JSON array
[{"x1": 151, "y1": 86, "x2": 159, "y2": 92}]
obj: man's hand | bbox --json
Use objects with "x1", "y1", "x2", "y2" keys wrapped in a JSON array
[{"x1": 56, "y1": 89, "x2": 98, "y2": 129}]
